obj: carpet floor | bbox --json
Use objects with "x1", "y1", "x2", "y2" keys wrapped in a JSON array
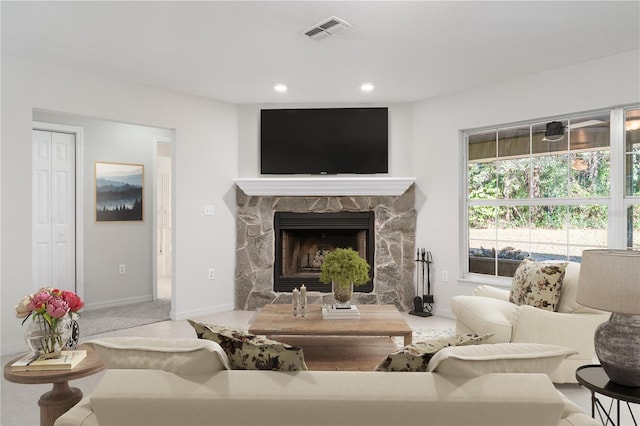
[
  {"x1": 77, "y1": 298, "x2": 171, "y2": 337},
  {"x1": 392, "y1": 327, "x2": 455, "y2": 346}
]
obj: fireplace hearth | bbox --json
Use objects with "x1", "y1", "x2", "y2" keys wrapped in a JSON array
[{"x1": 274, "y1": 212, "x2": 374, "y2": 292}]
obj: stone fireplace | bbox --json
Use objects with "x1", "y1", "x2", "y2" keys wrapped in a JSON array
[{"x1": 234, "y1": 181, "x2": 416, "y2": 311}]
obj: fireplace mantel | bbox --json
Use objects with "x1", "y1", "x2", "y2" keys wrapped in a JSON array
[{"x1": 234, "y1": 177, "x2": 416, "y2": 196}]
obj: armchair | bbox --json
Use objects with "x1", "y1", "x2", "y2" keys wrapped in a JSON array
[{"x1": 451, "y1": 261, "x2": 609, "y2": 383}]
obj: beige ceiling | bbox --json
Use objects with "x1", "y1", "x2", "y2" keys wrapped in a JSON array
[{"x1": 2, "y1": 1, "x2": 639, "y2": 104}]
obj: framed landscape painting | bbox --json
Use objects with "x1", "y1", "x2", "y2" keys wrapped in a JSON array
[{"x1": 95, "y1": 162, "x2": 144, "y2": 222}]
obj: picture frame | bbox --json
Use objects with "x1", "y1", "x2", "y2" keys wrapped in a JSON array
[{"x1": 95, "y1": 162, "x2": 144, "y2": 222}]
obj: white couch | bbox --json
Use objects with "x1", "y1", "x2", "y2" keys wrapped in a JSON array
[
  {"x1": 54, "y1": 337, "x2": 598, "y2": 426},
  {"x1": 451, "y1": 261, "x2": 609, "y2": 383},
  {"x1": 55, "y1": 370, "x2": 597, "y2": 426}
]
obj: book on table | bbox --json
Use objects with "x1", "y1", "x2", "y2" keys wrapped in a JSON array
[
  {"x1": 322, "y1": 305, "x2": 360, "y2": 319},
  {"x1": 11, "y1": 350, "x2": 87, "y2": 372}
]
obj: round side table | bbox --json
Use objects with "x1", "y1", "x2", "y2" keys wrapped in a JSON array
[
  {"x1": 4, "y1": 345, "x2": 105, "y2": 426},
  {"x1": 576, "y1": 364, "x2": 640, "y2": 426}
]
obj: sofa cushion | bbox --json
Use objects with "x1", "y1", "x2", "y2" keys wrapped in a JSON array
[
  {"x1": 188, "y1": 320, "x2": 308, "y2": 371},
  {"x1": 510, "y1": 259, "x2": 568, "y2": 311},
  {"x1": 427, "y1": 342, "x2": 577, "y2": 377},
  {"x1": 375, "y1": 333, "x2": 492, "y2": 372},
  {"x1": 85, "y1": 337, "x2": 230, "y2": 374}
]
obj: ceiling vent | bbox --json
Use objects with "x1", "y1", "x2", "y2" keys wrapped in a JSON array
[{"x1": 303, "y1": 16, "x2": 353, "y2": 40}]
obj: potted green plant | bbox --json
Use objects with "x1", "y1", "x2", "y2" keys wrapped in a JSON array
[{"x1": 319, "y1": 247, "x2": 371, "y2": 307}]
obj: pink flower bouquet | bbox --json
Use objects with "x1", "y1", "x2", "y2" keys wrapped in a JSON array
[{"x1": 16, "y1": 287, "x2": 84, "y2": 355}]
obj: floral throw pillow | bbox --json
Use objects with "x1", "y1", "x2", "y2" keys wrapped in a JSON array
[
  {"x1": 375, "y1": 333, "x2": 492, "y2": 372},
  {"x1": 188, "y1": 320, "x2": 308, "y2": 371},
  {"x1": 509, "y1": 259, "x2": 568, "y2": 311}
]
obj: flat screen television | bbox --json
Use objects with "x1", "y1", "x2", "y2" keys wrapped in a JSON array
[{"x1": 260, "y1": 107, "x2": 388, "y2": 174}]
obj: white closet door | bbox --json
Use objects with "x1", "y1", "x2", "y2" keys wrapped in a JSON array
[{"x1": 32, "y1": 130, "x2": 76, "y2": 292}]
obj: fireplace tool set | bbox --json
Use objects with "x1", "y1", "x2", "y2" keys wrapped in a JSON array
[{"x1": 409, "y1": 248, "x2": 434, "y2": 317}]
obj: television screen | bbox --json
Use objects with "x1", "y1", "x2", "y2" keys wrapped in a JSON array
[{"x1": 260, "y1": 107, "x2": 388, "y2": 174}]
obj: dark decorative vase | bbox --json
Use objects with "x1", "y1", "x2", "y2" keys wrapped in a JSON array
[{"x1": 594, "y1": 313, "x2": 640, "y2": 387}]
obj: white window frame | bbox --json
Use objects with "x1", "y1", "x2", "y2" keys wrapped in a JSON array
[
  {"x1": 622, "y1": 106, "x2": 640, "y2": 249},
  {"x1": 460, "y1": 105, "x2": 638, "y2": 286}
]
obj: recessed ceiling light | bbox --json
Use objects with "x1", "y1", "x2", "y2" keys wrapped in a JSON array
[
  {"x1": 360, "y1": 82, "x2": 375, "y2": 92},
  {"x1": 273, "y1": 83, "x2": 288, "y2": 93}
]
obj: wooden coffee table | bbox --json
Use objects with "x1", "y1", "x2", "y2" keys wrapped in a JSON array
[{"x1": 249, "y1": 304, "x2": 413, "y2": 346}]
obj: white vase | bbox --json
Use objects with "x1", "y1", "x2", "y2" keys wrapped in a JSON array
[{"x1": 332, "y1": 281, "x2": 354, "y2": 308}]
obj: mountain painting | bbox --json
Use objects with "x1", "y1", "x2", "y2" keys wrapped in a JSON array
[{"x1": 95, "y1": 162, "x2": 144, "y2": 221}]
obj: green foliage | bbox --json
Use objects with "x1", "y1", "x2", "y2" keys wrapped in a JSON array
[
  {"x1": 468, "y1": 163, "x2": 498, "y2": 200},
  {"x1": 469, "y1": 149, "x2": 611, "y2": 230},
  {"x1": 630, "y1": 149, "x2": 640, "y2": 195},
  {"x1": 496, "y1": 159, "x2": 529, "y2": 199},
  {"x1": 569, "y1": 205, "x2": 608, "y2": 229},
  {"x1": 468, "y1": 205, "x2": 495, "y2": 229},
  {"x1": 531, "y1": 205, "x2": 566, "y2": 230},
  {"x1": 319, "y1": 248, "x2": 370, "y2": 288}
]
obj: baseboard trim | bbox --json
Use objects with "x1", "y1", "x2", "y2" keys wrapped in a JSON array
[
  {"x1": 83, "y1": 295, "x2": 154, "y2": 311},
  {"x1": 432, "y1": 307, "x2": 455, "y2": 320},
  {"x1": 172, "y1": 303, "x2": 234, "y2": 321}
]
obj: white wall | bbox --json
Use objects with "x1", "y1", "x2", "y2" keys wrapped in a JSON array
[
  {"x1": 412, "y1": 50, "x2": 640, "y2": 318},
  {"x1": 1, "y1": 55, "x2": 238, "y2": 355},
  {"x1": 237, "y1": 103, "x2": 413, "y2": 177}
]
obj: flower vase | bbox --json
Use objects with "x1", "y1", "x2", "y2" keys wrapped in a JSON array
[
  {"x1": 332, "y1": 281, "x2": 354, "y2": 308},
  {"x1": 24, "y1": 315, "x2": 71, "y2": 358}
]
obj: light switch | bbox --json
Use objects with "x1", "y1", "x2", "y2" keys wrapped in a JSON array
[{"x1": 204, "y1": 205, "x2": 216, "y2": 216}]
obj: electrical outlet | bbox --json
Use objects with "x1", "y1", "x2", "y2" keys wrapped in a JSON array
[
  {"x1": 442, "y1": 270, "x2": 448, "y2": 282},
  {"x1": 119, "y1": 264, "x2": 126, "y2": 275},
  {"x1": 208, "y1": 268, "x2": 215, "y2": 280}
]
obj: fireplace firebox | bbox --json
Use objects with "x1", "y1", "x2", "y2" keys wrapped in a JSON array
[{"x1": 273, "y1": 212, "x2": 374, "y2": 292}]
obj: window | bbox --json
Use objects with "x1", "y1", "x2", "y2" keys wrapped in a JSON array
[
  {"x1": 625, "y1": 108, "x2": 640, "y2": 249},
  {"x1": 463, "y1": 107, "x2": 637, "y2": 280}
]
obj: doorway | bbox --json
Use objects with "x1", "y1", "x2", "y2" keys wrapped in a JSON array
[
  {"x1": 31, "y1": 123, "x2": 84, "y2": 295},
  {"x1": 155, "y1": 139, "x2": 172, "y2": 300}
]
